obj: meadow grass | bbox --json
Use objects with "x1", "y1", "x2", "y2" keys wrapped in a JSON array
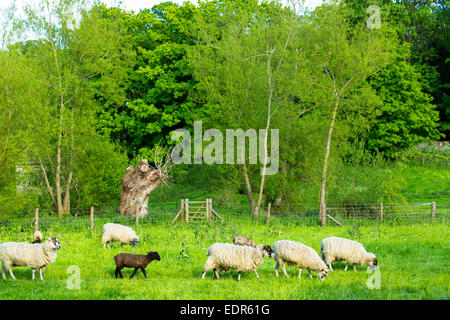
[{"x1": 0, "y1": 218, "x2": 448, "y2": 300}]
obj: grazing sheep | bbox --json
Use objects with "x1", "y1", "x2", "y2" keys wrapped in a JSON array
[
  {"x1": 320, "y1": 236, "x2": 377, "y2": 271},
  {"x1": 33, "y1": 231, "x2": 43, "y2": 244},
  {"x1": 273, "y1": 240, "x2": 329, "y2": 281},
  {"x1": 102, "y1": 223, "x2": 139, "y2": 249},
  {"x1": 0, "y1": 238, "x2": 61, "y2": 280},
  {"x1": 233, "y1": 236, "x2": 256, "y2": 248},
  {"x1": 201, "y1": 243, "x2": 274, "y2": 281},
  {"x1": 113, "y1": 251, "x2": 161, "y2": 279}
]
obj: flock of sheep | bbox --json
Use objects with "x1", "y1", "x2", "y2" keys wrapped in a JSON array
[
  {"x1": 0, "y1": 222, "x2": 378, "y2": 282},
  {"x1": 202, "y1": 236, "x2": 378, "y2": 281}
]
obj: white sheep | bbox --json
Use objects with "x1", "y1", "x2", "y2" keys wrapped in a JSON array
[
  {"x1": 102, "y1": 223, "x2": 139, "y2": 249},
  {"x1": 233, "y1": 236, "x2": 256, "y2": 248},
  {"x1": 33, "y1": 231, "x2": 43, "y2": 243},
  {"x1": 273, "y1": 240, "x2": 329, "y2": 280},
  {"x1": 0, "y1": 238, "x2": 61, "y2": 280},
  {"x1": 320, "y1": 236, "x2": 377, "y2": 271},
  {"x1": 201, "y1": 243, "x2": 274, "y2": 281}
]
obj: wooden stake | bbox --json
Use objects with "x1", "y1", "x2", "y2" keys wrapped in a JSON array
[
  {"x1": 171, "y1": 199, "x2": 185, "y2": 224},
  {"x1": 431, "y1": 201, "x2": 436, "y2": 220},
  {"x1": 326, "y1": 214, "x2": 343, "y2": 227},
  {"x1": 267, "y1": 203, "x2": 271, "y2": 225},
  {"x1": 380, "y1": 202, "x2": 383, "y2": 220},
  {"x1": 185, "y1": 198, "x2": 189, "y2": 223},
  {"x1": 90, "y1": 207, "x2": 94, "y2": 230},
  {"x1": 211, "y1": 208, "x2": 224, "y2": 221},
  {"x1": 34, "y1": 208, "x2": 39, "y2": 232}
]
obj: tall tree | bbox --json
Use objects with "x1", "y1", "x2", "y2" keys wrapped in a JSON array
[
  {"x1": 5, "y1": 0, "x2": 132, "y2": 215},
  {"x1": 295, "y1": 4, "x2": 392, "y2": 225},
  {"x1": 189, "y1": 0, "x2": 301, "y2": 217}
]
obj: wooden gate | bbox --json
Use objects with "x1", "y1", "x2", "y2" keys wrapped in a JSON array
[{"x1": 171, "y1": 199, "x2": 223, "y2": 223}]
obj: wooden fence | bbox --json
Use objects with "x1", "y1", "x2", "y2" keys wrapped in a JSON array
[{"x1": 0, "y1": 202, "x2": 446, "y2": 234}]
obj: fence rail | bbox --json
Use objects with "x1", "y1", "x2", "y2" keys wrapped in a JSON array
[{"x1": 0, "y1": 202, "x2": 448, "y2": 235}]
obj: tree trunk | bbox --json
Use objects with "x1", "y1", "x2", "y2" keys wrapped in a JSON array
[
  {"x1": 55, "y1": 105, "x2": 64, "y2": 217},
  {"x1": 119, "y1": 160, "x2": 164, "y2": 218},
  {"x1": 254, "y1": 48, "x2": 276, "y2": 217},
  {"x1": 242, "y1": 163, "x2": 255, "y2": 215},
  {"x1": 63, "y1": 107, "x2": 75, "y2": 214},
  {"x1": 319, "y1": 99, "x2": 340, "y2": 227},
  {"x1": 38, "y1": 156, "x2": 57, "y2": 210},
  {"x1": 63, "y1": 170, "x2": 72, "y2": 214}
]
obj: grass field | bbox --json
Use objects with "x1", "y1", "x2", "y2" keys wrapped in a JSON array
[{"x1": 0, "y1": 218, "x2": 448, "y2": 300}]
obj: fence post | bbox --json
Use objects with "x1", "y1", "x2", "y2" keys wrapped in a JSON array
[
  {"x1": 34, "y1": 208, "x2": 39, "y2": 232},
  {"x1": 207, "y1": 198, "x2": 211, "y2": 222},
  {"x1": 431, "y1": 201, "x2": 436, "y2": 220},
  {"x1": 379, "y1": 202, "x2": 383, "y2": 220},
  {"x1": 90, "y1": 207, "x2": 94, "y2": 230},
  {"x1": 185, "y1": 198, "x2": 189, "y2": 223},
  {"x1": 267, "y1": 203, "x2": 271, "y2": 225},
  {"x1": 180, "y1": 199, "x2": 185, "y2": 224}
]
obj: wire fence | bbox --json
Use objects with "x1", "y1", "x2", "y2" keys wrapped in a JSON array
[{"x1": 0, "y1": 201, "x2": 448, "y2": 236}]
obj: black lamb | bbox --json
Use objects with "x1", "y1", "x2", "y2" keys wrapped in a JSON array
[{"x1": 113, "y1": 251, "x2": 161, "y2": 279}]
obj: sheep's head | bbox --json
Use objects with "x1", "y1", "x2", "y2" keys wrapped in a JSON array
[
  {"x1": 44, "y1": 237, "x2": 61, "y2": 251},
  {"x1": 130, "y1": 239, "x2": 139, "y2": 247},
  {"x1": 318, "y1": 268, "x2": 329, "y2": 281},
  {"x1": 367, "y1": 253, "x2": 377, "y2": 270},
  {"x1": 148, "y1": 251, "x2": 161, "y2": 261},
  {"x1": 33, "y1": 231, "x2": 43, "y2": 243},
  {"x1": 258, "y1": 245, "x2": 274, "y2": 258}
]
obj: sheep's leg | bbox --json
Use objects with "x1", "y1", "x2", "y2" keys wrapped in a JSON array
[
  {"x1": 213, "y1": 268, "x2": 220, "y2": 279},
  {"x1": 254, "y1": 270, "x2": 260, "y2": 280},
  {"x1": 8, "y1": 269, "x2": 16, "y2": 280},
  {"x1": 353, "y1": 265, "x2": 357, "y2": 272},
  {"x1": 275, "y1": 261, "x2": 279, "y2": 278},
  {"x1": 328, "y1": 263, "x2": 333, "y2": 271},
  {"x1": 140, "y1": 267, "x2": 147, "y2": 278},
  {"x1": 32, "y1": 269, "x2": 35, "y2": 280},
  {"x1": 308, "y1": 270, "x2": 313, "y2": 279},
  {"x1": 298, "y1": 268, "x2": 302, "y2": 280},
  {"x1": 280, "y1": 261, "x2": 288, "y2": 278},
  {"x1": 115, "y1": 267, "x2": 124, "y2": 279},
  {"x1": 1, "y1": 265, "x2": 6, "y2": 280},
  {"x1": 130, "y1": 268, "x2": 139, "y2": 279},
  {"x1": 344, "y1": 264, "x2": 348, "y2": 271},
  {"x1": 39, "y1": 268, "x2": 44, "y2": 281},
  {"x1": 201, "y1": 258, "x2": 215, "y2": 280},
  {"x1": 237, "y1": 272, "x2": 241, "y2": 282}
]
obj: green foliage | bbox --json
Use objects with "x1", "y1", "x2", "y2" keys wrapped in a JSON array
[
  {"x1": 367, "y1": 45, "x2": 442, "y2": 158},
  {"x1": 0, "y1": 0, "x2": 131, "y2": 214},
  {"x1": 0, "y1": 0, "x2": 448, "y2": 215},
  {"x1": 342, "y1": 0, "x2": 450, "y2": 139},
  {"x1": 93, "y1": 2, "x2": 205, "y2": 159},
  {"x1": 0, "y1": 50, "x2": 49, "y2": 213}
]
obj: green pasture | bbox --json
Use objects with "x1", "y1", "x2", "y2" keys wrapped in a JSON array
[{"x1": 0, "y1": 217, "x2": 448, "y2": 300}]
